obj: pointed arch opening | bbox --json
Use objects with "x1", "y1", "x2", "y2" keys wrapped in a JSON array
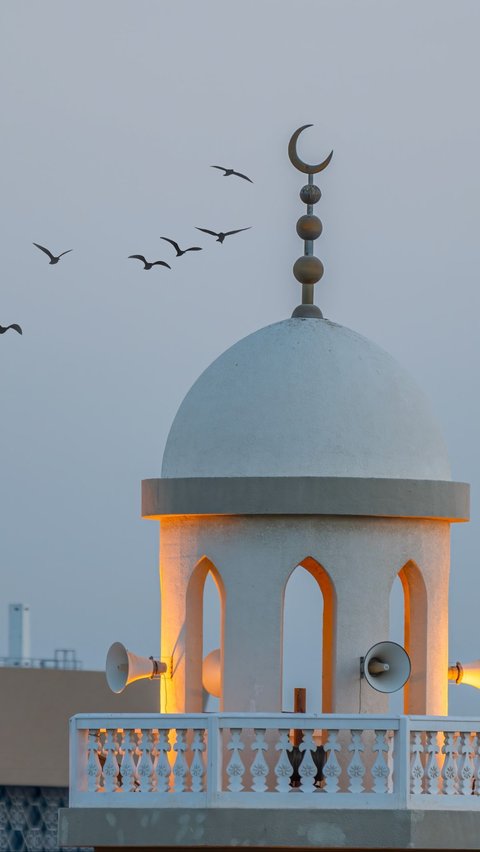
[
  {"x1": 185, "y1": 557, "x2": 225, "y2": 712},
  {"x1": 282, "y1": 557, "x2": 335, "y2": 713},
  {"x1": 389, "y1": 560, "x2": 427, "y2": 714}
]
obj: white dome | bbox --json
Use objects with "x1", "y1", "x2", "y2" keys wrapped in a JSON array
[{"x1": 161, "y1": 318, "x2": 451, "y2": 481}]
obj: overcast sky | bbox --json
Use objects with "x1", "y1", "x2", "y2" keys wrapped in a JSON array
[{"x1": 1, "y1": 0, "x2": 479, "y2": 715}]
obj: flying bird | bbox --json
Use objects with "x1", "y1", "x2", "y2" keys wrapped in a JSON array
[
  {"x1": 160, "y1": 238, "x2": 202, "y2": 257},
  {"x1": 128, "y1": 255, "x2": 171, "y2": 270},
  {"x1": 0, "y1": 324, "x2": 22, "y2": 335},
  {"x1": 211, "y1": 166, "x2": 253, "y2": 183},
  {"x1": 195, "y1": 227, "x2": 251, "y2": 244},
  {"x1": 33, "y1": 243, "x2": 73, "y2": 264}
]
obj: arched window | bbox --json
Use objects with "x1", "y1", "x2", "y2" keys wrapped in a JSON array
[
  {"x1": 185, "y1": 557, "x2": 225, "y2": 712},
  {"x1": 282, "y1": 557, "x2": 335, "y2": 713},
  {"x1": 389, "y1": 561, "x2": 427, "y2": 714}
]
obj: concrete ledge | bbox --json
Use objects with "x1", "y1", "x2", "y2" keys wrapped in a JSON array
[
  {"x1": 58, "y1": 807, "x2": 480, "y2": 849},
  {"x1": 142, "y1": 477, "x2": 470, "y2": 521}
]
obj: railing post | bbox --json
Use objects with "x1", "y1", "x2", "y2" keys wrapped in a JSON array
[
  {"x1": 69, "y1": 716, "x2": 87, "y2": 805},
  {"x1": 393, "y1": 715, "x2": 410, "y2": 809},
  {"x1": 69, "y1": 716, "x2": 76, "y2": 805},
  {"x1": 206, "y1": 715, "x2": 221, "y2": 806}
]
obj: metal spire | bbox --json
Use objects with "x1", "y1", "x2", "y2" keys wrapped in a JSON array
[{"x1": 288, "y1": 124, "x2": 333, "y2": 318}]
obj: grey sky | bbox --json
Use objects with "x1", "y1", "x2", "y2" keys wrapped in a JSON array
[{"x1": 1, "y1": 0, "x2": 479, "y2": 714}]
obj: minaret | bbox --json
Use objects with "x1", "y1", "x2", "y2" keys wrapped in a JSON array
[{"x1": 142, "y1": 127, "x2": 468, "y2": 717}]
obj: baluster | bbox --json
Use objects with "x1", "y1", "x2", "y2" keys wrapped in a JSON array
[
  {"x1": 120, "y1": 729, "x2": 139, "y2": 792},
  {"x1": 371, "y1": 730, "x2": 390, "y2": 794},
  {"x1": 103, "y1": 730, "x2": 120, "y2": 793},
  {"x1": 153, "y1": 729, "x2": 171, "y2": 793},
  {"x1": 457, "y1": 732, "x2": 475, "y2": 795},
  {"x1": 98, "y1": 729, "x2": 108, "y2": 790},
  {"x1": 86, "y1": 729, "x2": 103, "y2": 793},
  {"x1": 98, "y1": 728, "x2": 107, "y2": 760},
  {"x1": 473, "y1": 735, "x2": 480, "y2": 796},
  {"x1": 190, "y1": 729, "x2": 206, "y2": 793},
  {"x1": 299, "y1": 730, "x2": 318, "y2": 792},
  {"x1": 137, "y1": 729, "x2": 155, "y2": 793},
  {"x1": 274, "y1": 730, "x2": 293, "y2": 793},
  {"x1": 386, "y1": 730, "x2": 395, "y2": 794},
  {"x1": 441, "y1": 731, "x2": 459, "y2": 795},
  {"x1": 347, "y1": 730, "x2": 365, "y2": 794},
  {"x1": 425, "y1": 731, "x2": 441, "y2": 795},
  {"x1": 250, "y1": 729, "x2": 269, "y2": 792},
  {"x1": 410, "y1": 731, "x2": 424, "y2": 795},
  {"x1": 226, "y1": 729, "x2": 246, "y2": 793},
  {"x1": 322, "y1": 730, "x2": 342, "y2": 793},
  {"x1": 172, "y1": 729, "x2": 189, "y2": 792}
]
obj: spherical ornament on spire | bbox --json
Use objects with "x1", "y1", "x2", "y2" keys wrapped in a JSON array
[
  {"x1": 296, "y1": 215, "x2": 323, "y2": 241},
  {"x1": 293, "y1": 255, "x2": 324, "y2": 285},
  {"x1": 300, "y1": 184, "x2": 321, "y2": 205}
]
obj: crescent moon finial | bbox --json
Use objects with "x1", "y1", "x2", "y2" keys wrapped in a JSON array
[
  {"x1": 288, "y1": 125, "x2": 333, "y2": 175},
  {"x1": 289, "y1": 125, "x2": 333, "y2": 319}
]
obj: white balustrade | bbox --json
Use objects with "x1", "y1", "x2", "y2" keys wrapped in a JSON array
[
  {"x1": 425, "y1": 731, "x2": 441, "y2": 794},
  {"x1": 347, "y1": 730, "x2": 365, "y2": 794},
  {"x1": 137, "y1": 729, "x2": 155, "y2": 793},
  {"x1": 190, "y1": 729, "x2": 206, "y2": 793},
  {"x1": 69, "y1": 713, "x2": 480, "y2": 809},
  {"x1": 250, "y1": 729, "x2": 269, "y2": 793},
  {"x1": 226, "y1": 728, "x2": 246, "y2": 792},
  {"x1": 296, "y1": 730, "x2": 317, "y2": 792},
  {"x1": 274, "y1": 729, "x2": 293, "y2": 792},
  {"x1": 154, "y1": 729, "x2": 171, "y2": 792}
]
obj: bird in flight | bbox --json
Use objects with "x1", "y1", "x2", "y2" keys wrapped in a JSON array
[
  {"x1": 128, "y1": 255, "x2": 171, "y2": 270},
  {"x1": 211, "y1": 166, "x2": 253, "y2": 183},
  {"x1": 0, "y1": 323, "x2": 22, "y2": 335},
  {"x1": 33, "y1": 243, "x2": 73, "y2": 264},
  {"x1": 195, "y1": 227, "x2": 251, "y2": 244},
  {"x1": 160, "y1": 238, "x2": 202, "y2": 257}
]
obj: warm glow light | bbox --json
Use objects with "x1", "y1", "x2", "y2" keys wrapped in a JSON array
[
  {"x1": 203, "y1": 648, "x2": 221, "y2": 697},
  {"x1": 449, "y1": 660, "x2": 480, "y2": 690}
]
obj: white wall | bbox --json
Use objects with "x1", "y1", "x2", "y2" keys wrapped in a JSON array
[{"x1": 159, "y1": 514, "x2": 451, "y2": 715}]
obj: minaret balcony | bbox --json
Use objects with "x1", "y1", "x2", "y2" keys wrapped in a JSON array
[{"x1": 60, "y1": 712, "x2": 480, "y2": 849}]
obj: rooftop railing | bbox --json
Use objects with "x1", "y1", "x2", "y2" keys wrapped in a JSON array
[{"x1": 0, "y1": 649, "x2": 82, "y2": 670}]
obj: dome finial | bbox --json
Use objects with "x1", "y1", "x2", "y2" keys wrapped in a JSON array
[{"x1": 288, "y1": 125, "x2": 333, "y2": 319}]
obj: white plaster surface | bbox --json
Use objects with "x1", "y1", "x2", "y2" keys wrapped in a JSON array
[
  {"x1": 159, "y1": 515, "x2": 450, "y2": 716},
  {"x1": 162, "y1": 318, "x2": 451, "y2": 480}
]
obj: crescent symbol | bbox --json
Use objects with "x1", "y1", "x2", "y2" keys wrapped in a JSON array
[{"x1": 288, "y1": 124, "x2": 333, "y2": 175}]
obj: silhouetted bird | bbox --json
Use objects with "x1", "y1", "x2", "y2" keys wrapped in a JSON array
[
  {"x1": 161, "y1": 238, "x2": 202, "y2": 257},
  {"x1": 211, "y1": 166, "x2": 253, "y2": 183},
  {"x1": 0, "y1": 324, "x2": 22, "y2": 335},
  {"x1": 128, "y1": 255, "x2": 171, "y2": 270},
  {"x1": 195, "y1": 227, "x2": 251, "y2": 244},
  {"x1": 33, "y1": 243, "x2": 73, "y2": 264}
]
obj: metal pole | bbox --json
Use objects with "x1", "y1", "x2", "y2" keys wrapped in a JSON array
[
  {"x1": 301, "y1": 174, "x2": 314, "y2": 305},
  {"x1": 293, "y1": 686, "x2": 307, "y2": 747}
]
